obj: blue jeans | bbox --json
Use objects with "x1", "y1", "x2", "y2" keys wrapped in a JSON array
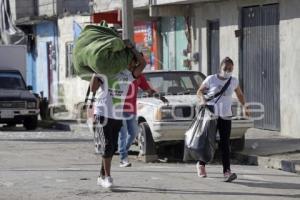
[{"x1": 118, "y1": 112, "x2": 138, "y2": 161}]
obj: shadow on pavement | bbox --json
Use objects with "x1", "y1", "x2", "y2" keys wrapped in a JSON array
[
  {"x1": 110, "y1": 186, "x2": 300, "y2": 198},
  {"x1": 0, "y1": 126, "x2": 60, "y2": 132},
  {"x1": 232, "y1": 180, "x2": 300, "y2": 190}
]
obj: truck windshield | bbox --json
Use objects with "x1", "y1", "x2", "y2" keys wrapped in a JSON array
[
  {"x1": 144, "y1": 72, "x2": 205, "y2": 95},
  {"x1": 0, "y1": 72, "x2": 26, "y2": 90}
]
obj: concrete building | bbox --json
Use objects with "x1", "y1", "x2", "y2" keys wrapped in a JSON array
[
  {"x1": 92, "y1": 0, "x2": 300, "y2": 138},
  {"x1": 150, "y1": 0, "x2": 300, "y2": 138},
  {"x1": 189, "y1": 0, "x2": 300, "y2": 138},
  {"x1": 9, "y1": 0, "x2": 90, "y2": 105},
  {"x1": 57, "y1": 15, "x2": 90, "y2": 113},
  {"x1": 9, "y1": 0, "x2": 60, "y2": 102},
  {"x1": 93, "y1": 0, "x2": 191, "y2": 70},
  {"x1": 57, "y1": 0, "x2": 160, "y2": 113}
]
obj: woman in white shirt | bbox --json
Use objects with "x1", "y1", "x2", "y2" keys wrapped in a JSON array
[{"x1": 197, "y1": 57, "x2": 249, "y2": 182}]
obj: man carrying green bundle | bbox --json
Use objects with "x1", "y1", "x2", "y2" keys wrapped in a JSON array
[{"x1": 90, "y1": 41, "x2": 146, "y2": 189}]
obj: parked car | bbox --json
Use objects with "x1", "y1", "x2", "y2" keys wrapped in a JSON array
[
  {"x1": 0, "y1": 70, "x2": 39, "y2": 130},
  {"x1": 136, "y1": 71, "x2": 253, "y2": 157}
]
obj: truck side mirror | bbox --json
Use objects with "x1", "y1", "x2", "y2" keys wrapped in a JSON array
[{"x1": 27, "y1": 85, "x2": 33, "y2": 90}]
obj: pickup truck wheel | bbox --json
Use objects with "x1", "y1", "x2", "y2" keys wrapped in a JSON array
[
  {"x1": 138, "y1": 122, "x2": 156, "y2": 156},
  {"x1": 230, "y1": 135, "x2": 245, "y2": 151},
  {"x1": 23, "y1": 116, "x2": 38, "y2": 130}
]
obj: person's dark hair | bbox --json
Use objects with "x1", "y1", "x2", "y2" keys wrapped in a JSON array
[{"x1": 220, "y1": 57, "x2": 234, "y2": 67}]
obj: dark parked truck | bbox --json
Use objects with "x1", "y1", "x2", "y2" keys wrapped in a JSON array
[{"x1": 0, "y1": 45, "x2": 39, "y2": 130}]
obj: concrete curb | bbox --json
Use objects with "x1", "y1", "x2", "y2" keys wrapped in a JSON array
[
  {"x1": 38, "y1": 120, "x2": 72, "y2": 131},
  {"x1": 137, "y1": 154, "x2": 159, "y2": 163},
  {"x1": 38, "y1": 120, "x2": 91, "y2": 133},
  {"x1": 233, "y1": 152, "x2": 300, "y2": 174}
]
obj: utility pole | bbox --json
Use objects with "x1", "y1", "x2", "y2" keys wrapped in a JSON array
[
  {"x1": 89, "y1": 0, "x2": 95, "y2": 24},
  {"x1": 122, "y1": 0, "x2": 134, "y2": 41}
]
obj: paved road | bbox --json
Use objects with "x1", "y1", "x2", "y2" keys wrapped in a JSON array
[{"x1": 0, "y1": 127, "x2": 299, "y2": 200}]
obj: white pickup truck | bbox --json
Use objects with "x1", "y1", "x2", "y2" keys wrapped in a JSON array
[{"x1": 136, "y1": 71, "x2": 253, "y2": 156}]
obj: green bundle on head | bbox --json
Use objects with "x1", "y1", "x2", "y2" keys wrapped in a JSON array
[{"x1": 73, "y1": 20, "x2": 134, "y2": 81}]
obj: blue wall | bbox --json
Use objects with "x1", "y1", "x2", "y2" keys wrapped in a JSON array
[
  {"x1": 161, "y1": 16, "x2": 188, "y2": 70},
  {"x1": 26, "y1": 52, "x2": 36, "y2": 90},
  {"x1": 35, "y1": 21, "x2": 58, "y2": 101}
]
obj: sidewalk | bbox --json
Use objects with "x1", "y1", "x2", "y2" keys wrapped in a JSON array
[
  {"x1": 233, "y1": 128, "x2": 300, "y2": 174},
  {"x1": 38, "y1": 111, "x2": 89, "y2": 132}
]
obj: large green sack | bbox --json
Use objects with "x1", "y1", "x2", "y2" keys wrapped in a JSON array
[{"x1": 73, "y1": 23, "x2": 134, "y2": 81}]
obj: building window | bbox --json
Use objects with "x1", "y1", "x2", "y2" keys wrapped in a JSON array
[{"x1": 66, "y1": 42, "x2": 75, "y2": 78}]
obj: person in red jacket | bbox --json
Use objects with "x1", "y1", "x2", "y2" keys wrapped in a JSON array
[{"x1": 119, "y1": 74, "x2": 156, "y2": 167}]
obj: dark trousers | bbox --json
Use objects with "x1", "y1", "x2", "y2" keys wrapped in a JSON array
[
  {"x1": 200, "y1": 117, "x2": 232, "y2": 173},
  {"x1": 94, "y1": 116, "x2": 123, "y2": 177}
]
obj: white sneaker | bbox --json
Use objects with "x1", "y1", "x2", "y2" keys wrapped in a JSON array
[
  {"x1": 120, "y1": 159, "x2": 132, "y2": 167},
  {"x1": 97, "y1": 176, "x2": 104, "y2": 186},
  {"x1": 97, "y1": 176, "x2": 113, "y2": 188}
]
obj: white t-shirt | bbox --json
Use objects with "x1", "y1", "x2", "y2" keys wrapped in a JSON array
[
  {"x1": 94, "y1": 69, "x2": 134, "y2": 120},
  {"x1": 201, "y1": 74, "x2": 239, "y2": 117}
]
